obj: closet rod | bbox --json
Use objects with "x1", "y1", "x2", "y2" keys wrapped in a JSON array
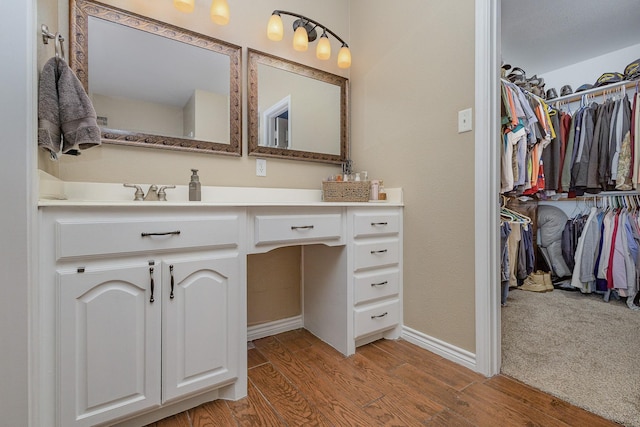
[{"x1": 550, "y1": 79, "x2": 637, "y2": 104}]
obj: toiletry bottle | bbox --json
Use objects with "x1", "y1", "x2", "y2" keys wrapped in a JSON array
[
  {"x1": 378, "y1": 180, "x2": 387, "y2": 200},
  {"x1": 370, "y1": 180, "x2": 379, "y2": 201},
  {"x1": 189, "y1": 169, "x2": 201, "y2": 201}
]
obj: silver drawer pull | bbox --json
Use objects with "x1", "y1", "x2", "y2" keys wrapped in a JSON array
[
  {"x1": 149, "y1": 266, "x2": 155, "y2": 303},
  {"x1": 371, "y1": 312, "x2": 388, "y2": 319},
  {"x1": 371, "y1": 222, "x2": 388, "y2": 226},
  {"x1": 370, "y1": 249, "x2": 388, "y2": 254},
  {"x1": 371, "y1": 281, "x2": 388, "y2": 287},
  {"x1": 141, "y1": 231, "x2": 181, "y2": 237},
  {"x1": 291, "y1": 225, "x2": 314, "y2": 230}
]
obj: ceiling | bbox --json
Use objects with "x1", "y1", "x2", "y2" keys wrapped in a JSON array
[{"x1": 501, "y1": 0, "x2": 640, "y2": 75}]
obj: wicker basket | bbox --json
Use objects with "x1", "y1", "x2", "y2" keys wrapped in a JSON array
[{"x1": 322, "y1": 180, "x2": 370, "y2": 202}]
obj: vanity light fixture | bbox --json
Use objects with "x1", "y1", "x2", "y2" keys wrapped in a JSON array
[
  {"x1": 267, "y1": 10, "x2": 351, "y2": 69},
  {"x1": 173, "y1": 0, "x2": 230, "y2": 25}
]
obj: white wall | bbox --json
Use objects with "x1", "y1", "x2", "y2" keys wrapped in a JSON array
[{"x1": 0, "y1": 1, "x2": 35, "y2": 426}]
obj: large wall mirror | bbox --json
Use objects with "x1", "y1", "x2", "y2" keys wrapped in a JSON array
[
  {"x1": 69, "y1": 0, "x2": 242, "y2": 156},
  {"x1": 248, "y1": 49, "x2": 348, "y2": 164}
]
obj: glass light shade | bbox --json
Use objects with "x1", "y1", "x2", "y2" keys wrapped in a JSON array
[
  {"x1": 337, "y1": 45, "x2": 351, "y2": 68},
  {"x1": 267, "y1": 14, "x2": 284, "y2": 41},
  {"x1": 173, "y1": 0, "x2": 194, "y2": 13},
  {"x1": 316, "y1": 35, "x2": 331, "y2": 60},
  {"x1": 293, "y1": 26, "x2": 309, "y2": 52},
  {"x1": 210, "y1": 0, "x2": 230, "y2": 25}
]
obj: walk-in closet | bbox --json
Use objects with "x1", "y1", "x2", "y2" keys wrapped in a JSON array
[{"x1": 499, "y1": 1, "x2": 640, "y2": 426}]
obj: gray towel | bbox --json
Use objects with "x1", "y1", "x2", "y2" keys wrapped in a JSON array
[{"x1": 38, "y1": 57, "x2": 101, "y2": 158}]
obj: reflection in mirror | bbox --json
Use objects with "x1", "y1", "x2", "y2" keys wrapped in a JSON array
[
  {"x1": 70, "y1": 0, "x2": 242, "y2": 155},
  {"x1": 248, "y1": 49, "x2": 348, "y2": 164}
]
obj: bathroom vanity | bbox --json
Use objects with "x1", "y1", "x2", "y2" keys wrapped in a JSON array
[{"x1": 36, "y1": 180, "x2": 403, "y2": 426}]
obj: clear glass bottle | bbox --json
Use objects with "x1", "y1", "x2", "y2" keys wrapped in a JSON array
[{"x1": 378, "y1": 180, "x2": 387, "y2": 200}]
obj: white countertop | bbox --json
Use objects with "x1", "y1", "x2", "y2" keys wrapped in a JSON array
[{"x1": 38, "y1": 171, "x2": 403, "y2": 207}]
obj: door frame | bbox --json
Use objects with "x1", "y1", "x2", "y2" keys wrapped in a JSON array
[{"x1": 474, "y1": 0, "x2": 501, "y2": 376}]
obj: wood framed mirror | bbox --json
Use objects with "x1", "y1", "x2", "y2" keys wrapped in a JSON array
[
  {"x1": 69, "y1": 0, "x2": 242, "y2": 156},
  {"x1": 247, "y1": 49, "x2": 349, "y2": 164}
]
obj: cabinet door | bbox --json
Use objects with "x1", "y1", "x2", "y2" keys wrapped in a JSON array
[
  {"x1": 58, "y1": 263, "x2": 161, "y2": 427},
  {"x1": 162, "y1": 254, "x2": 239, "y2": 403}
]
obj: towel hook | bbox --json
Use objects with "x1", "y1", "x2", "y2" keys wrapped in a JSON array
[
  {"x1": 41, "y1": 24, "x2": 65, "y2": 61},
  {"x1": 54, "y1": 32, "x2": 65, "y2": 61}
]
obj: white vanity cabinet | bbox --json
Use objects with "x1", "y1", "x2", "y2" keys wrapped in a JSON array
[
  {"x1": 350, "y1": 208, "x2": 403, "y2": 344},
  {"x1": 36, "y1": 186, "x2": 403, "y2": 426},
  {"x1": 302, "y1": 206, "x2": 403, "y2": 356},
  {"x1": 38, "y1": 207, "x2": 246, "y2": 427}
]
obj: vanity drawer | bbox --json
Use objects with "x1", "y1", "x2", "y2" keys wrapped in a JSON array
[
  {"x1": 253, "y1": 212, "x2": 343, "y2": 246},
  {"x1": 354, "y1": 298, "x2": 400, "y2": 339},
  {"x1": 353, "y1": 239, "x2": 400, "y2": 271},
  {"x1": 352, "y1": 211, "x2": 400, "y2": 238},
  {"x1": 56, "y1": 216, "x2": 240, "y2": 260},
  {"x1": 354, "y1": 268, "x2": 400, "y2": 304}
]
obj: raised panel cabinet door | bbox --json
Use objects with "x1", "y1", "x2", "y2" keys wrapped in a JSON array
[
  {"x1": 162, "y1": 254, "x2": 239, "y2": 403},
  {"x1": 58, "y1": 263, "x2": 161, "y2": 427}
]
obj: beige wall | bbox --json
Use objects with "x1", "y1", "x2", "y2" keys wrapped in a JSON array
[
  {"x1": 92, "y1": 93, "x2": 184, "y2": 136},
  {"x1": 38, "y1": 0, "x2": 478, "y2": 353},
  {"x1": 44, "y1": 0, "x2": 349, "y2": 187},
  {"x1": 349, "y1": 0, "x2": 477, "y2": 352},
  {"x1": 247, "y1": 246, "x2": 301, "y2": 326}
]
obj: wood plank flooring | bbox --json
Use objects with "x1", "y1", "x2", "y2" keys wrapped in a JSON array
[{"x1": 146, "y1": 329, "x2": 619, "y2": 427}]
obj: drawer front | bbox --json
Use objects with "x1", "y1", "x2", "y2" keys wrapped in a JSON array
[
  {"x1": 353, "y1": 239, "x2": 400, "y2": 271},
  {"x1": 253, "y1": 213, "x2": 343, "y2": 246},
  {"x1": 352, "y1": 211, "x2": 400, "y2": 238},
  {"x1": 354, "y1": 268, "x2": 400, "y2": 304},
  {"x1": 56, "y1": 216, "x2": 240, "y2": 260},
  {"x1": 354, "y1": 298, "x2": 400, "y2": 339}
]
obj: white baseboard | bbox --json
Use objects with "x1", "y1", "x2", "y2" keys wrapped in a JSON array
[
  {"x1": 247, "y1": 315, "x2": 303, "y2": 341},
  {"x1": 401, "y1": 325, "x2": 478, "y2": 373},
  {"x1": 246, "y1": 319, "x2": 479, "y2": 374}
]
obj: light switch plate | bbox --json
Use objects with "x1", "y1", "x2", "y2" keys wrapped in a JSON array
[
  {"x1": 458, "y1": 108, "x2": 473, "y2": 133},
  {"x1": 256, "y1": 158, "x2": 266, "y2": 176}
]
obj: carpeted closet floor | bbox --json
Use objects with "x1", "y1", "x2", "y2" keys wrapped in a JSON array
[{"x1": 501, "y1": 287, "x2": 640, "y2": 427}]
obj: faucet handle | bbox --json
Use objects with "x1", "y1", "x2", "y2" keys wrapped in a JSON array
[
  {"x1": 123, "y1": 184, "x2": 144, "y2": 201},
  {"x1": 157, "y1": 185, "x2": 176, "y2": 202}
]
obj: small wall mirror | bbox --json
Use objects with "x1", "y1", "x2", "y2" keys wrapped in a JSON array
[
  {"x1": 69, "y1": 0, "x2": 242, "y2": 156},
  {"x1": 248, "y1": 49, "x2": 348, "y2": 164}
]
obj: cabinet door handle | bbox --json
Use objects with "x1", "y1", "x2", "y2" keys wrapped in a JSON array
[
  {"x1": 371, "y1": 312, "x2": 388, "y2": 319},
  {"x1": 291, "y1": 225, "x2": 314, "y2": 230},
  {"x1": 169, "y1": 265, "x2": 175, "y2": 299},
  {"x1": 371, "y1": 280, "x2": 388, "y2": 287},
  {"x1": 371, "y1": 222, "x2": 388, "y2": 226},
  {"x1": 141, "y1": 230, "x2": 181, "y2": 237},
  {"x1": 149, "y1": 266, "x2": 155, "y2": 303},
  {"x1": 370, "y1": 249, "x2": 388, "y2": 254}
]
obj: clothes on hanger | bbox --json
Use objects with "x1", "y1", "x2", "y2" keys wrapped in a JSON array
[
  {"x1": 500, "y1": 198, "x2": 536, "y2": 305},
  {"x1": 556, "y1": 197, "x2": 640, "y2": 310},
  {"x1": 500, "y1": 80, "x2": 640, "y2": 197}
]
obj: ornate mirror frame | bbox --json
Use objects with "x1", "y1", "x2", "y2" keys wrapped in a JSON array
[
  {"x1": 247, "y1": 48, "x2": 349, "y2": 164},
  {"x1": 69, "y1": 0, "x2": 242, "y2": 156}
]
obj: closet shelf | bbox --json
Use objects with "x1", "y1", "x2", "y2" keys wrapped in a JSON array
[{"x1": 549, "y1": 79, "x2": 638, "y2": 104}]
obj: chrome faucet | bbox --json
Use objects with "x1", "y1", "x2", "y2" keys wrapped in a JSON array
[
  {"x1": 123, "y1": 184, "x2": 174, "y2": 201},
  {"x1": 144, "y1": 184, "x2": 159, "y2": 201}
]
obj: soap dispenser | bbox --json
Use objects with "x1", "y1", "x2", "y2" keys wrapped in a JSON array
[{"x1": 189, "y1": 169, "x2": 201, "y2": 201}]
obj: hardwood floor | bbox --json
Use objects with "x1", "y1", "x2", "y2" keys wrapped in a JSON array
[{"x1": 146, "y1": 329, "x2": 619, "y2": 427}]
